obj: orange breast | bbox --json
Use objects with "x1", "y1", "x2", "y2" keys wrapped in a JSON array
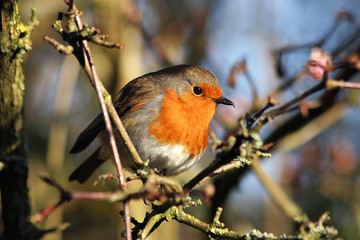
[{"x1": 148, "y1": 86, "x2": 220, "y2": 155}]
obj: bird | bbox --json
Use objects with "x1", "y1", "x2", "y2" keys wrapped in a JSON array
[{"x1": 69, "y1": 64, "x2": 234, "y2": 183}]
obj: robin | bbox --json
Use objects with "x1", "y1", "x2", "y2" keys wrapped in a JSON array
[{"x1": 69, "y1": 64, "x2": 234, "y2": 183}]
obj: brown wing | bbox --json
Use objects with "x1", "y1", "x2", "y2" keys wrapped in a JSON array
[
  {"x1": 69, "y1": 113, "x2": 105, "y2": 154},
  {"x1": 70, "y1": 74, "x2": 160, "y2": 154}
]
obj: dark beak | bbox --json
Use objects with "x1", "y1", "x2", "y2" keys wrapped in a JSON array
[{"x1": 212, "y1": 96, "x2": 235, "y2": 107}]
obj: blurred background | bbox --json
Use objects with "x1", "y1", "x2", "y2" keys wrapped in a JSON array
[{"x1": 13, "y1": 0, "x2": 360, "y2": 239}]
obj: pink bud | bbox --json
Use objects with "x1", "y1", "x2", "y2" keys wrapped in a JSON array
[{"x1": 306, "y1": 48, "x2": 332, "y2": 81}]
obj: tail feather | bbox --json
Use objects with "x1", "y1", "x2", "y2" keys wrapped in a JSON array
[
  {"x1": 69, "y1": 148, "x2": 106, "y2": 183},
  {"x1": 70, "y1": 114, "x2": 105, "y2": 154}
]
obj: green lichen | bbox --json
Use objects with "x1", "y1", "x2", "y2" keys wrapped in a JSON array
[
  {"x1": 245, "y1": 229, "x2": 277, "y2": 240},
  {"x1": 1, "y1": 7, "x2": 38, "y2": 56}
]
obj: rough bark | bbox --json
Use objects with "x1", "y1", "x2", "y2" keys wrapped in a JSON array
[{"x1": 0, "y1": 1, "x2": 40, "y2": 239}]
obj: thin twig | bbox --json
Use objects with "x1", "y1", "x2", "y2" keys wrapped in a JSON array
[
  {"x1": 91, "y1": 34, "x2": 125, "y2": 49},
  {"x1": 74, "y1": 7, "x2": 126, "y2": 189},
  {"x1": 183, "y1": 159, "x2": 228, "y2": 194},
  {"x1": 30, "y1": 175, "x2": 173, "y2": 224},
  {"x1": 326, "y1": 79, "x2": 360, "y2": 89},
  {"x1": 30, "y1": 198, "x2": 68, "y2": 223},
  {"x1": 124, "y1": 4, "x2": 173, "y2": 66},
  {"x1": 252, "y1": 95, "x2": 280, "y2": 119},
  {"x1": 251, "y1": 157, "x2": 305, "y2": 220},
  {"x1": 271, "y1": 12, "x2": 357, "y2": 95},
  {"x1": 190, "y1": 160, "x2": 246, "y2": 190},
  {"x1": 272, "y1": 11, "x2": 354, "y2": 56},
  {"x1": 228, "y1": 60, "x2": 259, "y2": 103},
  {"x1": 43, "y1": 36, "x2": 74, "y2": 55},
  {"x1": 175, "y1": 208, "x2": 246, "y2": 239},
  {"x1": 263, "y1": 80, "x2": 325, "y2": 122},
  {"x1": 244, "y1": 69, "x2": 259, "y2": 104},
  {"x1": 183, "y1": 135, "x2": 247, "y2": 193},
  {"x1": 67, "y1": 2, "x2": 133, "y2": 239}
]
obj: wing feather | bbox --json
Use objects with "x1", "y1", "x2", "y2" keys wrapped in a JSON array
[{"x1": 70, "y1": 74, "x2": 159, "y2": 154}]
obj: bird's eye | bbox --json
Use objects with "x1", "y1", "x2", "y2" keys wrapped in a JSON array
[{"x1": 192, "y1": 86, "x2": 203, "y2": 96}]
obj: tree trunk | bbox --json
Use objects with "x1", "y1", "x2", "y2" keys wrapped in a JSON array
[{"x1": 0, "y1": 1, "x2": 40, "y2": 239}]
